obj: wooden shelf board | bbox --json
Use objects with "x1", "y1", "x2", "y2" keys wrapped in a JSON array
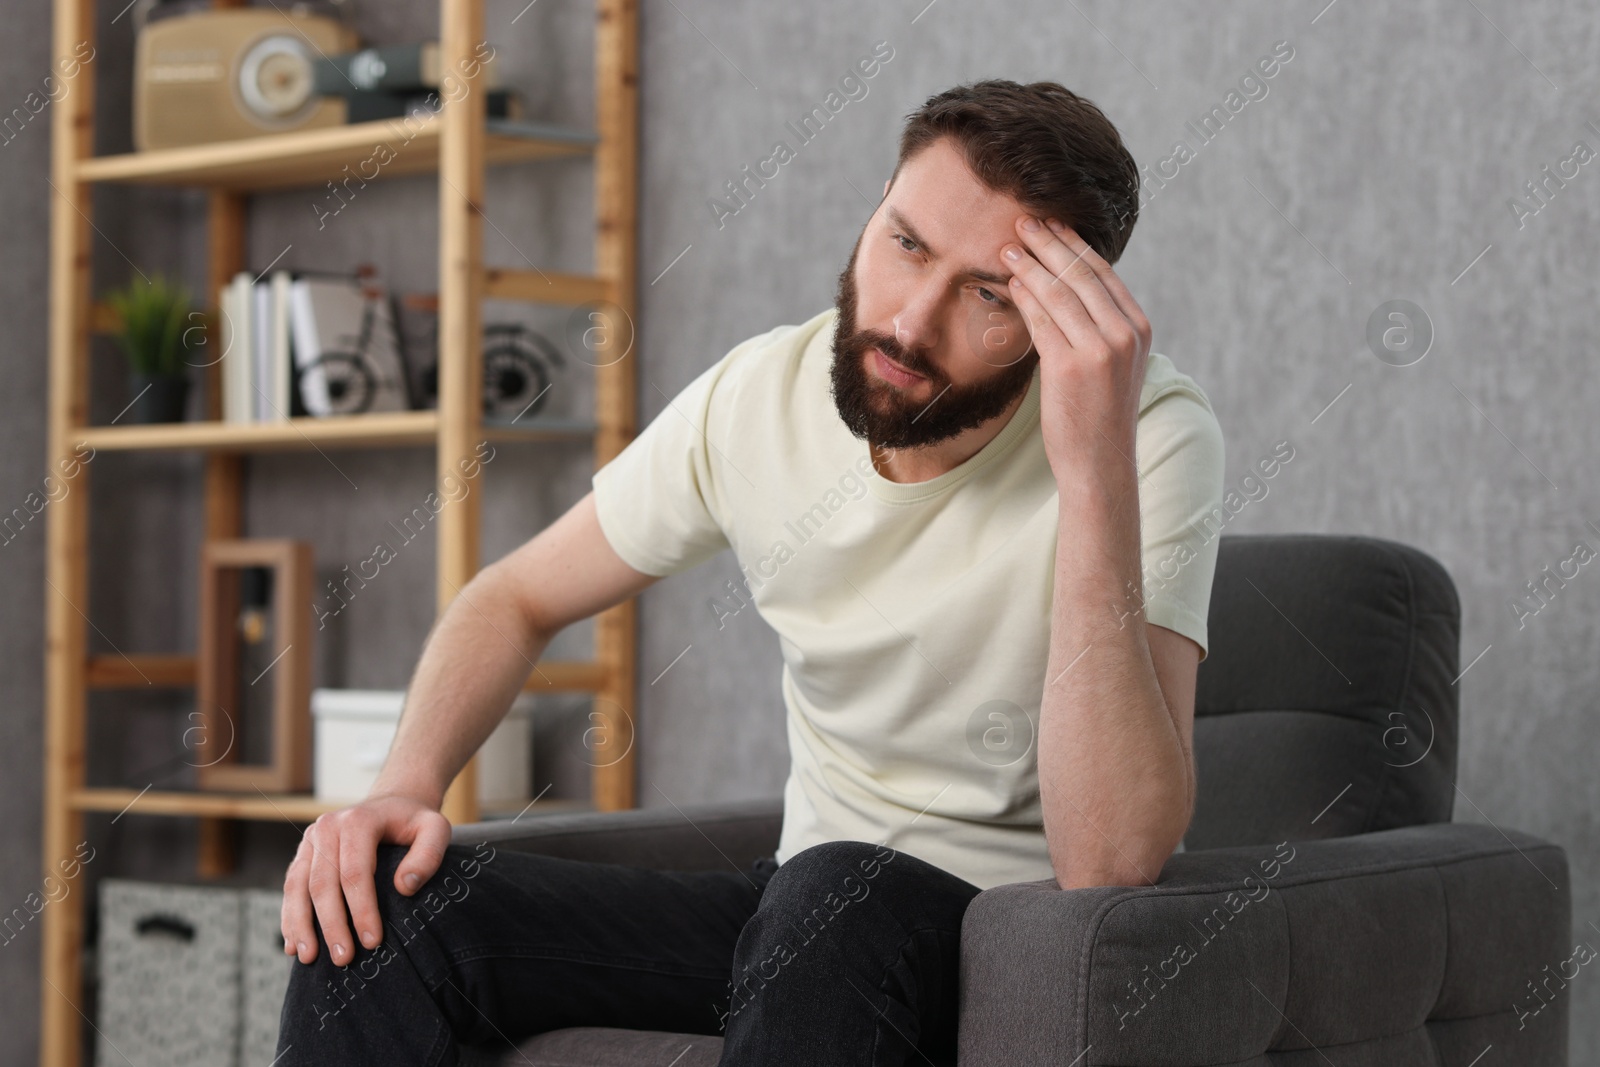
[
  {"x1": 72, "y1": 788, "x2": 341, "y2": 821},
  {"x1": 88, "y1": 655, "x2": 612, "y2": 692},
  {"x1": 72, "y1": 411, "x2": 597, "y2": 453},
  {"x1": 75, "y1": 411, "x2": 433, "y2": 451},
  {"x1": 71, "y1": 788, "x2": 591, "y2": 822},
  {"x1": 77, "y1": 118, "x2": 597, "y2": 191},
  {"x1": 87, "y1": 654, "x2": 197, "y2": 688}
]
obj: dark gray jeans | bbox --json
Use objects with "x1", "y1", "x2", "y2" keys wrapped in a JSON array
[{"x1": 275, "y1": 836, "x2": 983, "y2": 1065}]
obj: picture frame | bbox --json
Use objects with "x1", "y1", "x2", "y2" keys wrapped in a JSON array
[{"x1": 194, "y1": 539, "x2": 314, "y2": 792}]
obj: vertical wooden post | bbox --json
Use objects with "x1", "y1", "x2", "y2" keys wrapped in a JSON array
[
  {"x1": 592, "y1": 0, "x2": 639, "y2": 811},
  {"x1": 41, "y1": 1, "x2": 95, "y2": 1062},
  {"x1": 197, "y1": 191, "x2": 246, "y2": 877},
  {"x1": 436, "y1": 0, "x2": 487, "y2": 826}
]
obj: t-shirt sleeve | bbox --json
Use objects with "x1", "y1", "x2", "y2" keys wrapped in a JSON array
[
  {"x1": 1135, "y1": 387, "x2": 1227, "y2": 662},
  {"x1": 590, "y1": 352, "x2": 737, "y2": 578}
]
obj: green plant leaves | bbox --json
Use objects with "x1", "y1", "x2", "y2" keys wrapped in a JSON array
[{"x1": 104, "y1": 275, "x2": 196, "y2": 377}]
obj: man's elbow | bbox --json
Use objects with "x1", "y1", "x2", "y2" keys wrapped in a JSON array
[
  {"x1": 476, "y1": 558, "x2": 552, "y2": 642},
  {"x1": 1051, "y1": 815, "x2": 1191, "y2": 889},
  {"x1": 1053, "y1": 855, "x2": 1165, "y2": 890}
]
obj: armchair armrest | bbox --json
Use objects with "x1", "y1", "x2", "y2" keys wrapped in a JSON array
[
  {"x1": 449, "y1": 795, "x2": 784, "y2": 874},
  {"x1": 958, "y1": 822, "x2": 1571, "y2": 1066}
]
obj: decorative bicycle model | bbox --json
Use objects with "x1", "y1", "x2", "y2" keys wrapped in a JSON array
[
  {"x1": 400, "y1": 293, "x2": 568, "y2": 419},
  {"x1": 293, "y1": 266, "x2": 409, "y2": 416},
  {"x1": 291, "y1": 272, "x2": 569, "y2": 418}
]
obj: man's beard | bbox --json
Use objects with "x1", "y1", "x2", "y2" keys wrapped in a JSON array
[{"x1": 828, "y1": 235, "x2": 1039, "y2": 451}]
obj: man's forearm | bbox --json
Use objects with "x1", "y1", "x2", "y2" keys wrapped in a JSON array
[
  {"x1": 1038, "y1": 465, "x2": 1192, "y2": 889},
  {"x1": 369, "y1": 562, "x2": 551, "y2": 811}
]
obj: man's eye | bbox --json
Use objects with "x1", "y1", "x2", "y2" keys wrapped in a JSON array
[
  {"x1": 894, "y1": 234, "x2": 918, "y2": 253},
  {"x1": 976, "y1": 287, "x2": 1008, "y2": 308}
]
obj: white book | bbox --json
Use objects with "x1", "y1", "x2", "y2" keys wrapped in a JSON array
[
  {"x1": 270, "y1": 270, "x2": 294, "y2": 420},
  {"x1": 253, "y1": 282, "x2": 272, "y2": 420},
  {"x1": 244, "y1": 273, "x2": 254, "y2": 424},
  {"x1": 222, "y1": 272, "x2": 254, "y2": 424},
  {"x1": 238, "y1": 271, "x2": 254, "y2": 425}
]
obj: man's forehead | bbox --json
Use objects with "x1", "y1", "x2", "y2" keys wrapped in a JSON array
[{"x1": 896, "y1": 136, "x2": 1020, "y2": 209}]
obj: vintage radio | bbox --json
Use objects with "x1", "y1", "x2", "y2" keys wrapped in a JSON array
[{"x1": 133, "y1": 7, "x2": 359, "y2": 150}]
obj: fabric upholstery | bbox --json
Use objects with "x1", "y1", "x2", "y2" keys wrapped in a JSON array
[
  {"x1": 956, "y1": 823, "x2": 1570, "y2": 1064},
  {"x1": 463, "y1": 1027, "x2": 724, "y2": 1066},
  {"x1": 1188, "y1": 533, "x2": 1461, "y2": 849}
]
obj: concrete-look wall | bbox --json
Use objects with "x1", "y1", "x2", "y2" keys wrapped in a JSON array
[{"x1": 2, "y1": 1, "x2": 1596, "y2": 1062}]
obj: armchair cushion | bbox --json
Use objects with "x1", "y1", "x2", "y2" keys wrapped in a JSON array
[
  {"x1": 958, "y1": 822, "x2": 1570, "y2": 1065},
  {"x1": 1189, "y1": 534, "x2": 1462, "y2": 850}
]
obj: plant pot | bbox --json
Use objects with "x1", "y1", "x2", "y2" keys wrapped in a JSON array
[{"x1": 128, "y1": 372, "x2": 190, "y2": 424}]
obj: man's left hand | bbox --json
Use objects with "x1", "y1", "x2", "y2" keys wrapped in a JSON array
[{"x1": 1003, "y1": 215, "x2": 1151, "y2": 485}]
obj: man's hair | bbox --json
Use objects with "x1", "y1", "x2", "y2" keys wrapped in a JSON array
[{"x1": 891, "y1": 79, "x2": 1140, "y2": 264}]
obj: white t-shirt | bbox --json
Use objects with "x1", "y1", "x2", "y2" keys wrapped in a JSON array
[{"x1": 591, "y1": 306, "x2": 1225, "y2": 890}]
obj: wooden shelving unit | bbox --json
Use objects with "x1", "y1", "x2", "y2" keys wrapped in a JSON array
[{"x1": 41, "y1": 1, "x2": 639, "y2": 1063}]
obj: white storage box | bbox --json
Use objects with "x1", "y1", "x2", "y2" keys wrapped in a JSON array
[{"x1": 312, "y1": 688, "x2": 533, "y2": 808}]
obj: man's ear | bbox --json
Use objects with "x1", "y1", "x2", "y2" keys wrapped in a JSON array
[{"x1": 883, "y1": 178, "x2": 890, "y2": 197}]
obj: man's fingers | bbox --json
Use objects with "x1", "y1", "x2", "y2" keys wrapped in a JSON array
[
  {"x1": 280, "y1": 854, "x2": 315, "y2": 961},
  {"x1": 1004, "y1": 240, "x2": 1097, "y2": 353},
  {"x1": 339, "y1": 822, "x2": 384, "y2": 952},
  {"x1": 1045, "y1": 218, "x2": 1152, "y2": 346},
  {"x1": 304, "y1": 818, "x2": 358, "y2": 967},
  {"x1": 394, "y1": 810, "x2": 452, "y2": 895},
  {"x1": 1007, "y1": 271, "x2": 1071, "y2": 360},
  {"x1": 276, "y1": 796, "x2": 448, "y2": 968},
  {"x1": 1012, "y1": 216, "x2": 1134, "y2": 350}
]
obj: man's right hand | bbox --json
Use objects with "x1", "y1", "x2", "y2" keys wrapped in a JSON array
[
  {"x1": 274, "y1": 493, "x2": 659, "y2": 968},
  {"x1": 280, "y1": 792, "x2": 452, "y2": 967}
]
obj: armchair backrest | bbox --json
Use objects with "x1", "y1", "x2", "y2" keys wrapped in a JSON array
[{"x1": 1187, "y1": 534, "x2": 1460, "y2": 851}]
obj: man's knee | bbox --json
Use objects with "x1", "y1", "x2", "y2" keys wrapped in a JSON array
[
  {"x1": 759, "y1": 840, "x2": 902, "y2": 924},
  {"x1": 371, "y1": 842, "x2": 495, "y2": 947},
  {"x1": 762, "y1": 840, "x2": 978, "y2": 930}
]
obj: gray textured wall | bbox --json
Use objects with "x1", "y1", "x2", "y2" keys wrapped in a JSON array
[{"x1": 2, "y1": 0, "x2": 1596, "y2": 1062}]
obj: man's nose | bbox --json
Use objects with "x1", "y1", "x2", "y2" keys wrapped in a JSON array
[{"x1": 892, "y1": 292, "x2": 941, "y2": 352}]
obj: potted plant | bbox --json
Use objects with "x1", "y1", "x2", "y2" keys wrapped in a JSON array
[{"x1": 105, "y1": 274, "x2": 197, "y2": 423}]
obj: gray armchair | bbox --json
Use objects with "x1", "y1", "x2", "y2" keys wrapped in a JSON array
[{"x1": 452, "y1": 534, "x2": 1571, "y2": 1065}]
